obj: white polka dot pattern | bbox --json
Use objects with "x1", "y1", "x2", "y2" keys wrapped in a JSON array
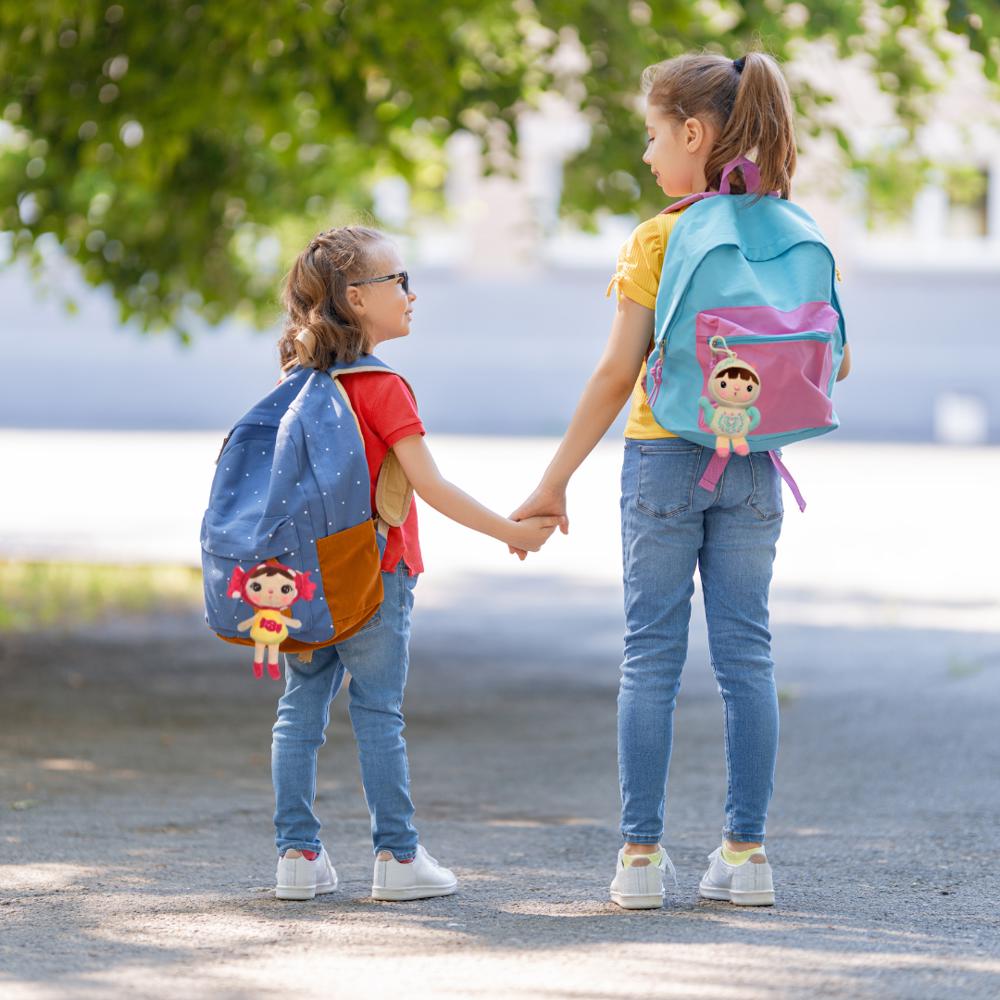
[{"x1": 200, "y1": 357, "x2": 395, "y2": 648}]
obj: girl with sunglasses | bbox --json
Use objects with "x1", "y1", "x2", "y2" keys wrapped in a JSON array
[{"x1": 269, "y1": 225, "x2": 561, "y2": 903}]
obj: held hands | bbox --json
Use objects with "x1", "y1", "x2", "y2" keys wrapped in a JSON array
[
  {"x1": 507, "y1": 483, "x2": 570, "y2": 561},
  {"x1": 504, "y1": 515, "x2": 564, "y2": 559}
]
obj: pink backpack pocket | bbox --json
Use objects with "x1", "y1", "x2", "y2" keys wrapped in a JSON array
[{"x1": 695, "y1": 302, "x2": 838, "y2": 436}]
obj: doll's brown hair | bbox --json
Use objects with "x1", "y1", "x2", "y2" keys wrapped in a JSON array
[
  {"x1": 718, "y1": 367, "x2": 760, "y2": 385},
  {"x1": 278, "y1": 225, "x2": 387, "y2": 372},
  {"x1": 247, "y1": 561, "x2": 296, "y2": 583},
  {"x1": 642, "y1": 50, "x2": 796, "y2": 200}
]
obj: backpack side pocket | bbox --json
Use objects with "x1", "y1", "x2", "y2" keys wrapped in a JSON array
[{"x1": 314, "y1": 518, "x2": 384, "y2": 642}]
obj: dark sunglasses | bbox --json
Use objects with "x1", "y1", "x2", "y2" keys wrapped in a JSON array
[{"x1": 348, "y1": 271, "x2": 410, "y2": 294}]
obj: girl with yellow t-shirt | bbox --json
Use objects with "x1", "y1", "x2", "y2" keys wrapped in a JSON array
[{"x1": 512, "y1": 51, "x2": 851, "y2": 911}]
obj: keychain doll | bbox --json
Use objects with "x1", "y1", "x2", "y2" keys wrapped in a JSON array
[
  {"x1": 698, "y1": 335, "x2": 762, "y2": 457},
  {"x1": 227, "y1": 559, "x2": 316, "y2": 680}
]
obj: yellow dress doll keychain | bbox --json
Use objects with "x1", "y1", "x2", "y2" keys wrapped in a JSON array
[{"x1": 227, "y1": 559, "x2": 316, "y2": 680}]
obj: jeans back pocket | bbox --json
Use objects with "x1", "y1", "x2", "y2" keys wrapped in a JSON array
[
  {"x1": 747, "y1": 452, "x2": 784, "y2": 521},
  {"x1": 636, "y1": 444, "x2": 702, "y2": 519}
]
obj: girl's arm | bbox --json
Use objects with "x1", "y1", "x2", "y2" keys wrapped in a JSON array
[
  {"x1": 510, "y1": 295, "x2": 655, "y2": 529},
  {"x1": 391, "y1": 435, "x2": 563, "y2": 555}
]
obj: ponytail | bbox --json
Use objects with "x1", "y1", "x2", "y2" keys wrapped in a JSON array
[
  {"x1": 704, "y1": 52, "x2": 796, "y2": 200},
  {"x1": 643, "y1": 50, "x2": 797, "y2": 200}
]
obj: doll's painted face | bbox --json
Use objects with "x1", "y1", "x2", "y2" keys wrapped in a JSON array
[
  {"x1": 709, "y1": 367, "x2": 760, "y2": 408},
  {"x1": 245, "y1": 568, "x2": 299, "y2": 609}
]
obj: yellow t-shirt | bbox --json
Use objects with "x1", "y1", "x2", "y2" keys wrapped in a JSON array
[{"x1": 606, "y1": 210, "x2": 687, "y2": 439}]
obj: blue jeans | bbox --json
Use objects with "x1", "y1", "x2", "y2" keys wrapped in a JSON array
[
  {"x1": 619, "y1": 437, "x2": 783, "y2": 845},
  {"x1": 271, "y1": 564, "x2": 419, "y2": 861}
]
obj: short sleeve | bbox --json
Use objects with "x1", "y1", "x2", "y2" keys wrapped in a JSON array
[
  {"x1": 606, "y1": 213, "x2": 677, "y2": 310},
  {"x1": 353, "y1": 373, "x2": 425, "y2": 448}
]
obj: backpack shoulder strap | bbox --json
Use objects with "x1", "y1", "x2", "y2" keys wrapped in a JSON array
[
  {"x1": 660, "y1": 157, "x2": 772, "y2": 214},
  {"x1": 326, "y1": 356, "x2": 417, "y2": 531}
]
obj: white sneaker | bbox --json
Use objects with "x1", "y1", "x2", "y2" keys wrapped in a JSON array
[
  {"x1": 371, "y1": 844, "x2": 457, "y2": 901},
  {"x1": 698, "y1": 845, "x2": 775, "y2": 906},
  {"x1": 609, "y1": 845, "x2": 677, "y2": 910},
  {"x1": 275, "y1": 847, "x2": 338, "y2": 900}
]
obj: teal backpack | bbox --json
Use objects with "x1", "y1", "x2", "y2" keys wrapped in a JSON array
[{"x1": 645, "y1": 157, "x2": 847, "y2": 509}]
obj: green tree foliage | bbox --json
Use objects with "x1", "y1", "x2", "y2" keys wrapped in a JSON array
[{"x1": 0, "y1": 1, "x2": 995, "y2": 335}]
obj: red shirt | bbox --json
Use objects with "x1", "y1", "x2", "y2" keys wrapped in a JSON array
[{"x1": 340, "y1": 371, "x2": 424, "y2": 576}]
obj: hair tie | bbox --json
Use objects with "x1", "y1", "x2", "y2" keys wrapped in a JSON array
[
  {"x1": 733, "y1": 56, "x2": 746, "y2": 73},
  {"x1": 309, "y1": 229, "x2": 332, "y2": 251}
]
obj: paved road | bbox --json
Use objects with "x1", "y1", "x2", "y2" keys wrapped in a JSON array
[
  {"x1": 1, "y1": 586, "x2": 998, "y2": 999},
  {"x1": 1, "y1": 439, "x2": 999, "y2": 998}
]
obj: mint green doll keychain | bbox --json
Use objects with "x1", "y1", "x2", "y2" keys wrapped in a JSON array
[{"x1": 698, "y1": 335, "x2": 762, "y2": 457}]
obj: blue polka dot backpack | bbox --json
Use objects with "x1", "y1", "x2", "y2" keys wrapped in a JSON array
[{"x1": 200, "y1": 355, "x2": 411, "y2": 673}]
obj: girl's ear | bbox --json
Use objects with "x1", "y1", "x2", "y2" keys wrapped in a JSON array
[
  {"x1": 683, "y1": 117, "x2": 708, "y2": 154},
  {"x1": 346, "y1": 284, "x2": 365, "y2": 312}
]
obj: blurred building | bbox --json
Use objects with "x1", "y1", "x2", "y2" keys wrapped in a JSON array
[{"x1": 2, "y1": 34, "x2": 999, "y2": 442}]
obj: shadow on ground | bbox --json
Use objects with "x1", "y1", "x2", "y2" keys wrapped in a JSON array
[{"x1": 1, "y1": 576, "x2": 998, "y2": 998}]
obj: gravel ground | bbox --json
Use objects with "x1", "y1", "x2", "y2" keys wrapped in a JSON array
[{"x1": 2, "y1": 571, "x2": 999, "y2": 1000}]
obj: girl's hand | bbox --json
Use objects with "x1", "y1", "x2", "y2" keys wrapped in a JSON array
[
  {"x1": 505, "y1": 515, "x2": 563, "y2": 557},
  {"x1": 508, "y1": 485, "x2": 569, "y2": 559}
]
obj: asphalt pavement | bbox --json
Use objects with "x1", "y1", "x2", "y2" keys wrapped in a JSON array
[{"x1": 1, "y1": 435, "x2": 998, "y2": 998}]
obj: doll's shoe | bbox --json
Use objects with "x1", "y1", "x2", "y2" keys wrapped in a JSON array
[
  {"x1": 609, "y1": 846, "x2": 677, "y2": 910},
  {"x1": 275, "y1": 847, "x2": 338, "y2": 900},
  {"x1": 371, "y1": 844, "x2": 457, "y2": 901},
  {"x1": 253, "y1": 661, "x2": 264, "y2": 679},
  {"x1": 267, "y1": 660, "x2": 282, "y2": 681},
  {"x1": 698, "y1": 846, "x2": 774, "y2": 906}
]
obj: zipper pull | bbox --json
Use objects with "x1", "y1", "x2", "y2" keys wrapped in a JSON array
[{"x1": 647, "y1": 356, "x2": 664, "y2": 406}]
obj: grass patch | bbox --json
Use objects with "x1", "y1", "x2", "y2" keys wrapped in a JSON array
[
  {"x1": 946, "y1": 656, "x2": 985, "y2": 680},
  {"x1": 0, "y1": 561, "x2": 203, "y2": 632}
]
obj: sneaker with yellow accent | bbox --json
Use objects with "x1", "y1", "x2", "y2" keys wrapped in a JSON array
[
  {"x1": 698, "y1": 845, "x2": 775, "y2": 906},
  {"x1": 609, "y1": 846, "x2": 677, "y2": 910}
]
